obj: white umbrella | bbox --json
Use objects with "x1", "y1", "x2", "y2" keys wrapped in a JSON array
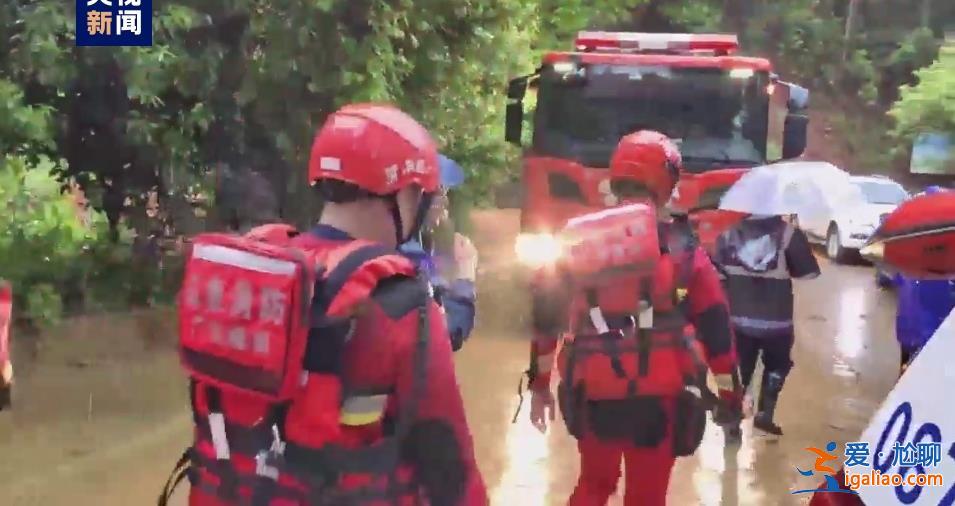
[{"x1": 718, "y1": 161, "x2": 860, "y2": 216}]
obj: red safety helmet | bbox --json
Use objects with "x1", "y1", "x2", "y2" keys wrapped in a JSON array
[
  {"x1": 308, "y1": 103, "x2": 441, "y2": 195},
  {"x1": 609, "y1": 130, "x2": 683, "y2": 204}
]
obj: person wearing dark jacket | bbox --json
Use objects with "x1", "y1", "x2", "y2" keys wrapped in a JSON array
[
  {"x1": 400, "y1": 154, "x2": 477, "y2": 351},
  {"x1": 714, "y1": 214, "x2": 820, "y2": 437}
]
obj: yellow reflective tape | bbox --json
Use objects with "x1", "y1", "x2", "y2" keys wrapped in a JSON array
[
  {"x1": 714, "y1": 374, "x2": 735, "y2": 391},
  {"x1": 340, "y1": 394, "x2": 388, "y2": 426}
]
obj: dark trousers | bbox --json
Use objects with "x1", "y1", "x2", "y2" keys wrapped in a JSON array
[{"x1": 735, "y1": 328, "x2": 795, "y2": 389}]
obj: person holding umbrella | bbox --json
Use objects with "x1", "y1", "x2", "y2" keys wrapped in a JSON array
[
  {"x1": 400, "y1": 154, "x2": 478, "y2": 351},
  {"x1": 714, "y1": 163, "x2": 829, "y2": 438}
]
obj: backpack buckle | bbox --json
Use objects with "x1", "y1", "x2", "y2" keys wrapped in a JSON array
[
  {"x1": 254, "y1": 424, "x2": 285, "y2": 480},
  {"x1": 638, "y1": 300, "x2": 654, "y2": 329}
]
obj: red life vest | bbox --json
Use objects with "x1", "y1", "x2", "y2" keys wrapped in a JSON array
[
  {"x1": 0, "y1": 281, "x2": 12, "y2": 385},
  {"x1": 555, "y1": 204, "x2": 703, "y2": 401},
  {"x1": 159, "y1": 226, "x2": 429, "y2": 506}
]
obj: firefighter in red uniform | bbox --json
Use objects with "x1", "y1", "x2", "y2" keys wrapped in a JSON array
[
  {"x1": 293, "y1": 105, "x2": 487, "y2": 505},
  {"x1": 165, "y1": 104, "x2": 487, "y2": 505},
  {"x1": 527, "y1": 131, "x2": 743, "y2": 506}
]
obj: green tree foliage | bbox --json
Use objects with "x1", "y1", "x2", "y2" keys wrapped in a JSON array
[
  {"x1": 0, "y1": 157, "x2": 95, "y2": 325},
  {"x1": 889, "y1": 45, "x2": 955, "y2": 145},
  {"x1": 3, "y1": 0, "x2": 650, "y2": 221},
  {"x1": 0, "y1": 0, "x2": 654, "y2": 316}
]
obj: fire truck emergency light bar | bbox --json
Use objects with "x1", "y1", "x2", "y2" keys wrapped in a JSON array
[{"x1": 575, "y1": 32, "x2": 739, "y2": 55}]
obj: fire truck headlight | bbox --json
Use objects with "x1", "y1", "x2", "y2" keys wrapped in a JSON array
[
  {"x1": 860, "y1": 241, "x2": 885, "y2": 263},
  {"x1": 515, "y1": 233, "x2": 563, "y2": 267},
  {"x1": 729, "y1": 68, "x2": 754, "y2": 79},
  {"x1": 552, "y1": 62, "x2": 577, "y2": 74}
]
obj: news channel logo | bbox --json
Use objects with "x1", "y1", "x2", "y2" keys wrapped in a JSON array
[{"x1": 76, "y1": 0, "x2": 152, "y2": 46}]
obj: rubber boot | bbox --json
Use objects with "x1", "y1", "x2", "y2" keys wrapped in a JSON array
[
  {"x1": 725, "y1": 424, "x2": 742, "y2": 446},
  {"x1": 754, "y1": 371, "x2": 785, "y2": 436}
]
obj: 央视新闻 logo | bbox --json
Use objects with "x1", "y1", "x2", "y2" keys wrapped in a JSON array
[{"x1": 76, "y1": 0, "x2": 152, "y2": 47}]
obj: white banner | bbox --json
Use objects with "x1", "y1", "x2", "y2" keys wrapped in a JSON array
[{"x1": 856, "y1": 308, "x2": 955, "y2": 505}]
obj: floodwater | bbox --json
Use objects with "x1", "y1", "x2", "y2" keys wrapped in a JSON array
[{"x1": 0, "y1": 210, "x2": 901, "y2": 505}]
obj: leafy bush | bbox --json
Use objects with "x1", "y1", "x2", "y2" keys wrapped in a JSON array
[
  {"x1": 0, "y1": 155, "x2": 113, "y2": 326},
  {"x1": 889, "y1": 44, "x2": 955, "y2": 152}
]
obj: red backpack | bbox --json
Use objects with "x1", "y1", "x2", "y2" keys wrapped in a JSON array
[
  {"x1": 159, "y1": 226, "x2": 429, "y2": 505},
  {"x1": 553, "y1": 205, "x2": 711, "y2": 449}
]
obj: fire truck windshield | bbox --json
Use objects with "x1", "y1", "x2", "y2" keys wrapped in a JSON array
[{"x1": 531, "y1": 64, "x2": 771, "y2": 172}]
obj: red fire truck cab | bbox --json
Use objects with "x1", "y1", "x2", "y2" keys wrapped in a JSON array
[{"x1": 506, "y1": 31, "x2": 810, "y2": 259}]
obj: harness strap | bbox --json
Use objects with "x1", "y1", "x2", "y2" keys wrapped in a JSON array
[
  {"x1": 202, "y1": 385, "x2": 240, "y2": 500},
  {"x1": 192, "y1": 456, "x2": 416, "y2": 506},
  {"x1": 157, "y1": 448, "x2": 193, "y2": 506},
  {"x1": 585, "y1": 288, "x2": 630, "y2": 391},
  {"x1": 394, "y1": 271, "x2": 431, "y2": 436},
  {"x1": 585, "y1": 289, "x2": 609, "y2": 334},
  {"x1": 195, "y1": 414, "x2": 276, "y2": 457},
  {"x1": 190, "y1": 452, "x2": 304, "y2": 502},
  {"x1": 317, "y1": 244, "x2": 402, "y2": 315},
  {"x1": 637, "y1": 277, "x2": 653, "y2": 377},
  {"x1": 569, "y1": 332, "x2": 685, "y2": 354}
]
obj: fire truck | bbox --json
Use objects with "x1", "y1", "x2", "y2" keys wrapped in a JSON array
[{"x1": 506, "y1": 31, "x2": 810, "y2": 262}]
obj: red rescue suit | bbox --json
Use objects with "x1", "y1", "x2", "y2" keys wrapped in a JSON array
[
  {"x1": 0, "y1": 281, "x2": 12, "y2": 409},
  {"x1": 529, "y1": 217, "x2": 739, "y2": 506},
  {"x1": 172, "y1": 225, "x2": 487, "y2": 506}
]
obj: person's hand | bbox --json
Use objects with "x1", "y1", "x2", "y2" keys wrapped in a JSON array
[
  {"x1": 454, "y1": 233, "x2": 478, "y2": 281},
  {"x1": 529, "y1": 388, "x2": 556, "y2": 433}
]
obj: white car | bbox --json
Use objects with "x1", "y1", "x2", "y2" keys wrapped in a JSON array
[{"x1": 797, "y1": 175, "x2": 909, "y2": 263}]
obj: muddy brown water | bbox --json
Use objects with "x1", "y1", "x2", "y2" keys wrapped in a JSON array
[{"x1": 0, "y1": 210, "x2": 901, "y2": 505}]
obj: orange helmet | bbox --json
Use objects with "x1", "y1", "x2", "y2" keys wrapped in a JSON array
[
  {"x1": 308, "y1": 103, "x2": 440, "y2": 195},
  {"x1": 609, "y1": 130, "x2": 683, "y2": 204}
]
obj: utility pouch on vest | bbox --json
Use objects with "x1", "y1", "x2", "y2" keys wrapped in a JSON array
[
  {"x1": 557, "y1": 380, "x2": 586, "y2": 439},
  {"x1": 672, "y1": 387, "x2": 707, "y2": 457},
  {"x1": 587, "y1": 396, "x2": 668, "y2": 447}
]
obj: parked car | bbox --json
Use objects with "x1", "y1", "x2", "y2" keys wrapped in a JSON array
[{"x1": 797, "y1": 175, "x2": 909, "y2": 263}]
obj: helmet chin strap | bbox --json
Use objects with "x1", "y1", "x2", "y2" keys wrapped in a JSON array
[{"x1": 387, "y1": 192, "x2": 435, "y2": 246}]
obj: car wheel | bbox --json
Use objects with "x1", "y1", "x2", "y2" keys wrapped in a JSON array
[
  {"x1": 826, "y1": 224, "x2": 847, "y2": 263},
  {"x1": 875, "y1": 270, "x2": 893, "y2": 289}
]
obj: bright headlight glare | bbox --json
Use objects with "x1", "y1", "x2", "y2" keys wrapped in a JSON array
[
  {"x1": 552, "y1": 62, "x2": 577, "y2": 74},
  {"x1": 729, "y1": 68, "x2": 754, "y2": 79},
  {"x1": 515, "y1": 233, "x2": 563, "y2": 267},
  {"x1": 860, "y1": 241, "x2": 885, "y2": 262}
]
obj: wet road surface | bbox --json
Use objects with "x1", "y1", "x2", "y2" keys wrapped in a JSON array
[{"x1": 0, "y1": 210, "x2": 901, "y2": 505}]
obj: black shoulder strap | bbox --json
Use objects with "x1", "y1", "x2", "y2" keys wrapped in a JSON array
[
  {"x1": 395, "y1": 271, "x2": 432, "y2": 439},
  {"x1": 303, "y1": 244, "x2": 406, "y2": 375},
  {"x1": 315, "y1": 244, "x2": 402, "y2": 315}
]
